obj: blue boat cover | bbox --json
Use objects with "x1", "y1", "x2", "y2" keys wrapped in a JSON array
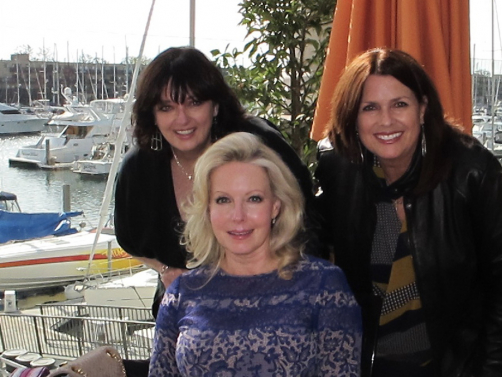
[{"x1": 0, "y1": 210, "x2": 83, "y2": 244}]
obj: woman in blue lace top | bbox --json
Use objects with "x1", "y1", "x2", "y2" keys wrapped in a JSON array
[{"x1": 148, "y1": 132, "x2": 362, "y2": 377}]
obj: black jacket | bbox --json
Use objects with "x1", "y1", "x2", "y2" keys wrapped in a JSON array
[{"x1": 315, "y1": 132, "x2": 502, "y2": 377}]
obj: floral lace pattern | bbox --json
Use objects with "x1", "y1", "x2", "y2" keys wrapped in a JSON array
[{"x1": 148, "y1": 256, "x2": 362, "y2": 376}]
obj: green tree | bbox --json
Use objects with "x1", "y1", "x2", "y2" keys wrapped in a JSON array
[{"x1": 212, "y1": 0, "x2": 336, "y2": 166}]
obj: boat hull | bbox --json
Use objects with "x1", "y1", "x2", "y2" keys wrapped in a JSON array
[
  {"x1": 0, "y1": 231, "x2": 141, "y2": 290},
  {"x1": 0, "y1": 107, "x2": 47, "y2": 134},
  {"x1": 83, "y1": 269, "x2": 157, "y2": 310},
  {"x1": 73, "y1": 160, "x2": 112, "y2": 176}
]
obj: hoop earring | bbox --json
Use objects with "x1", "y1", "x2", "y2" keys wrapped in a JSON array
[
  {"x1": 151, "y1": 130, "x2": 163, "y2": 151},
  {"x1": 421, "y1": 124, "x2": 427, "y2": 157}
]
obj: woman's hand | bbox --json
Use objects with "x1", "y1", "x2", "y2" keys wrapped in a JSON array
[{"x1": 127, "y1": 256, "x2": 188, "y2": 288}]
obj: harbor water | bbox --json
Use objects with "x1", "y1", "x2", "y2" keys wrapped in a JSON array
[
  {"x1": 0, "y1": 134, "x2": 115, "y2": 229},
  {"x1": 1, "y1": 133, "x2": 118, "y2": 308}
]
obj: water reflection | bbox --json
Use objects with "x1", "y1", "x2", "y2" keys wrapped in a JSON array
[{"x1": 0, "y1": 134, "x2": 114, "y2": 228}]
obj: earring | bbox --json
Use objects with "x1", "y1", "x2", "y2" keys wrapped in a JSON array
[
  {"x1": 421, "y1": 124, "x2": 427, "y2": 157},
  {"x1": 151, "y1": 130, "x2": 163, "y2": 151},
  {"x1": 271, "y1": 217, "x2": 277, "y2": 227},
  {"x1": 356, "y1": 131, "x2": 364, "y2": 163},
  {"x1": 211, "y1": 116, "x2": 220, "y2": 142}
]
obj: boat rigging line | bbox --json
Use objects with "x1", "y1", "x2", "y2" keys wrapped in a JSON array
[{"x1": 86, "y1": 0, "x2": 157, "y2": 276}]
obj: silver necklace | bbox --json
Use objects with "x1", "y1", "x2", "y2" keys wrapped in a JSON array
[{"x1": 172, "y1": 149, "x2": 193, "y2": 181}]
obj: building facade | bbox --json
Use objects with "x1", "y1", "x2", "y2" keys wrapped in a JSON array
[{"x1": 0, "y1": 54, "x2": 139, "y2": 106}]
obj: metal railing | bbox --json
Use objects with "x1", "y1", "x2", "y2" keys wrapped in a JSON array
[{"x1": 0, "y1": 303, "x2": 155, "y2": 361}]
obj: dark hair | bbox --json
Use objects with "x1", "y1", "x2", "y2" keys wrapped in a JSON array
[
  {"x1": 133, "y1": 47, "x2": 246, "y2": 150},
  {"x1": 327, "y1": 47, "x2": 459, "y2": 193}
]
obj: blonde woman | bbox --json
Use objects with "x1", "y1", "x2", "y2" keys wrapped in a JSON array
[{"x1": 148, "y1": 132, "x2": 362, "y2": 377}]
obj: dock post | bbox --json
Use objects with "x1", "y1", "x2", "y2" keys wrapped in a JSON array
[
  {"x1": 45, "y1": 139, "x2": 52, "y2": 165},
  {"x1": 62, "y1": 184, "x2": 71, "y2": 212}
]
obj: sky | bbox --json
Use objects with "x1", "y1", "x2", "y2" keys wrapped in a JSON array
[
  {"x1": 470, "y1": 0, "x2": 502, "y2": 69},
  {"x1": 1, "y1": 0, "x2": 248, "y2": 63},
  {"x1": 0, "y1": 1, "x2": 500, "y2": 67}
]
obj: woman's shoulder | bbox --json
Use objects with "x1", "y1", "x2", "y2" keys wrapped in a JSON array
[
  {"x1": 296, "y1": 255, "x2": 345, "y2": 278},
  {"x1": 295, "y1": 256, "x2": 356, "y2": 299},
  {"x1": 316, "y1": 137, "x2": 351, "y2": 165},
  {"x1": 175, "y1": 266, "x2": 215, "y2": 290},
  {"x1": 120, "y1": 146, "x2": 145, "y2": 170},
  {"x1": 315, "y1": 137, "x2": 361, "y2": 185},
  {"x1": 449, "y1": 131, "x2": 501, "y2": 173},
  {"x1": 119, "y1": 145, "x2": 168, "y2": 176},
  {"x1": 121, "y1": 145, "x2": 158, "y2": 164}
]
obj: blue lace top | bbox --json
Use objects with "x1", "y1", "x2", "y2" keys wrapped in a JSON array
[{"x1": 148, "y1": 256, "x2": 362, "y2": 377}]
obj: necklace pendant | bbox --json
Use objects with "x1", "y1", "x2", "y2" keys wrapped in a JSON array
[{"x1": 172, "y1": 147, "x2": 194, "y2": 181}]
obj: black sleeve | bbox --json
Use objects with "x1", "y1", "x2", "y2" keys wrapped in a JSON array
[
  {"x1": 113, "y1": 148, "x2": 187, "y2": 268},
  {"x1": 114, "y1": 149, "x2": 141, "y2": 257}
]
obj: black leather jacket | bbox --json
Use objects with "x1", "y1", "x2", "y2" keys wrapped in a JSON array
[{"x1": 315, "y1": 133, "x2": 502, "y2": 377}]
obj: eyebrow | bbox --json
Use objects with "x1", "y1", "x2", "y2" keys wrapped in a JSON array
[{"x1": 360, "y1": 95, "x2": 412, "y2": 103}]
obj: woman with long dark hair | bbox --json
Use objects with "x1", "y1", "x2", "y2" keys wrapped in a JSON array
[{"x1": 315, "y1": 48, "x2": 502, "y2": 377}]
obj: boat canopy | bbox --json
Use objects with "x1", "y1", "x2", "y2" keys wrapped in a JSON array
[
  {"x1": 0, "y1": 210, "x2": 83, "y2": 244},
  {"x1": 0, "y1": 191, "x2": 17, "y2": 201},
  {"x1": 0, "y1": 191, "x2": 21, "y2": 212}
]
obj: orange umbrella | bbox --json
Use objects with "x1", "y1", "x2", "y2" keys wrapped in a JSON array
[{"x1": 310, "y1": 0, "x2": 472, "y2": 141}]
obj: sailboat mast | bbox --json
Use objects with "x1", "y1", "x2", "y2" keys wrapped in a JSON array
[
  {"x1": 15, "y1": 56, "x2": 20, "y2": 106},
  {"x1": 53, "y1": 45, "x2": 58, "y2": 105},
  {"x1": 491, "y1": 0, "x2": 496, "y2": 152},
  {"x1": 28, "y1": 60, "x2": 32, "y2": 105},
  {"x1": 43, "y1": 40, "x2": 47, "y2": 100},
  {"x1": 75, "y1": 49, "x2": 79, "y2": 103},
  {"x1": 189, "y1": 0, "x2": 195, "y2": 47},
  {"x1": 113, "y1": 48, "x2": 116, "y2": 98},
  {"x1": 125, "y1": 45, "x2": 129, "y2": 94},
  {"x1": 81, "y1": 50, "x2": 85, "y2": 103},
  {"x1": 95, "y1": 53, "x2": 98, "y2": 100},
  {"x1": 101, "y1": 47, "x2": 105, "y2": 99}
]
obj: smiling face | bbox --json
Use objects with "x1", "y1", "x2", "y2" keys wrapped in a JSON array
[
  {"x1": 357, "y1": 74, "x2": 427, "y2": 176},
  {"x1": 154, "y1": 83, "x2": 218, "y2": 158},
  {"x1": 209, "y1": 161, "x2": 281, "y2": 269}
]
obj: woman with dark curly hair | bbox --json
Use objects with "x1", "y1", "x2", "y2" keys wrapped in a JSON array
[{"x1": 114, "y1": 46, "x2": 319, "y2": 315}]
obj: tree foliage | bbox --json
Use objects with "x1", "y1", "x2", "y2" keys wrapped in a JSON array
[{"x1": 212, "y1": 0, "x2": 336, "y2": 166}]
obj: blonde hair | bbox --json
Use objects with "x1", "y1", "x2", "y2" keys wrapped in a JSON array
[{"x1": 182, "y1": 132, "x2": 305, "y2": 279}]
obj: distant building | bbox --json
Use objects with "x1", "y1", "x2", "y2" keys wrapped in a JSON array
[{"x1": 0, "y1": 53, "x2": 141, "y2": 106}]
